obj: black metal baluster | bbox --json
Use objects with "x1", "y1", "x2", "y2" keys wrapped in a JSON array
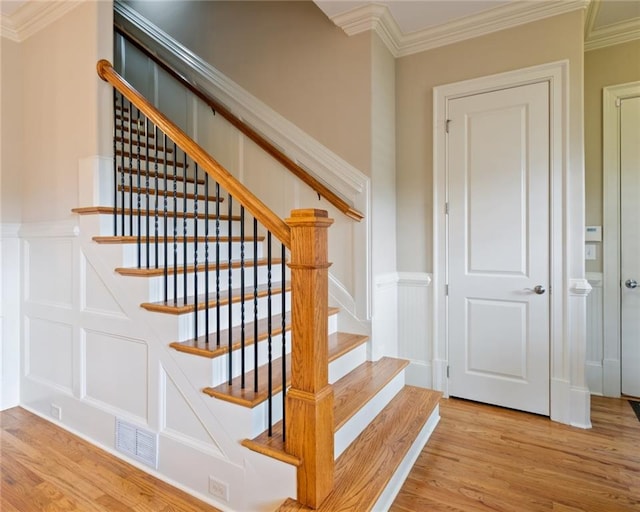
[
  {"x1": 215, "y1": 183, "x2": 221, "y2": 347},
  {"x1": 204, "y1": 173, "x2": 210, "y2": 344},
  {"x1": 240, "y1": 206, "x2": 246, "y2": 388},
  {"x1": 183, "y1": 151, "x2": 188, "y2": 305},
  {"x1": 163, "y1": 133, "x2": 169, "y2": 303},
  {"x1": 127, "y1": 100, "x2": 133, "y2": 237},
  {"x1": 281, "y1": 243, "x2": 287, "y2": 441},
  {"x1": 267, "y1": 232, "x2": 273, "y2": 436},
  {"x1": 172, "y1": 142, "x2": 178, "y2": 305},
  {"x1": 113, "y1": 89, "x2": 118, "y2": 236},
  {"x1": 153, "y1": 125, "x2": 159, "y2": 270},
  {"x1": 135, "y1": 106, "x2": 142, "y2": 268},
  {"x1": 253, "y1": 217, "x2": 259, "y2": 393},
  {"x1": 144, "y1": 116, "x2": 150, "y2": 269},
  {"x1": 193, "y1": 162, "x2": 199, "y2": 341},
  {"x1": 227, "y1": 195, "x2": 233, "y2": 386}
]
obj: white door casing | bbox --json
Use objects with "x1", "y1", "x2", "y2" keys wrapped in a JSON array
[
  {"x1": 447, "y1": 82, "x2": 550, "y2": 415},
  {"x1": 603, "y1": 82, "x2": 640, "y2": 398},
  {"x1": 620, "y1": 95, "x2": 640, "y2": 398},
  {"x1": 433, "y1": 61, "x2": 592, "y2": 427}
]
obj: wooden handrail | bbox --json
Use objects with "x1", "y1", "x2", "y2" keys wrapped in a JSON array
[
  {"x1": 114, "y1": 26, "x2": 364, "y2": 222},
  {"x1": 97, "y1": 59, "x2": 291, "y2": 248}
]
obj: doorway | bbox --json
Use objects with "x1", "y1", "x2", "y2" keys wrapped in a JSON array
[
  {"x1": 603, "y1": 82, "x2": 640, "y2": 398},
  {"x1": 433, "y1": 61, "x2": 592, "y2": 426},
  {"x1": 446, "y1": 82, "x2": 550, "y2": 415}
]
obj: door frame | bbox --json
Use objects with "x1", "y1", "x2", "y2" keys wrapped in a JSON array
[
  {"x1": 433, "y1": 60, "x2": 592, "y2": 427},
  {"x1": 602, "y1": 81, "x2": 640, "y2": 397}
]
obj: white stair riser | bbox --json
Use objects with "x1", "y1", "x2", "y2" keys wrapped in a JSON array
[
  {"x1": 166, "y1": 292, "x2": 292, "y2": 341},
  {"x1": 329, "y1": 343, "x2": 367, "y2": 384},
  {"x1": 333, "y1": 370, "x2": 405, "y2": 460},
  {"x1": 120, "y1": 240, "x2": 265, "y2": 268},
  {"x1": 142, "y1": 264, "x2": 285, "y2": 302}
]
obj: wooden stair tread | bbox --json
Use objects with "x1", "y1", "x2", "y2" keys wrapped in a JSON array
[
  {"x1": 115, "y1": 136, "x2": 173, "y2": 152},
  {"x1": 72, "y1": 206, "x2": 234, "y2": 221},
  {"x1": 277, "y1": 386, "x2": 442, "y2": 512},
  {"x1": 201, "y1": 331, "x2": 368, "y2": 407},
  {"x1": 117, "y1": 185, "x2": 223, "y2": 203},
  {"x1": 115, "y1": 149, "x2": 187, "y2": 167},
  {"x1": 92, "y1": 234, "x2": 264, "y2": 244},
  {"x1": 140, "y1": 281, "x2": 291, "y2": 314},
  {"x1": 116, "y1": 258, "x2": 282, "y2": 277},
  {"x1": 170, "y1": 307, "x2": 342, "y2": 358},
  {"x1": 332, "y1": 357, "x2": 409, "y2": 431},
  {"x1": 118, "y1": 166, "x2": 205, "y2": 185},
  {"x1": 242, "y1": 357, "x2": 406, "y2": 464}
]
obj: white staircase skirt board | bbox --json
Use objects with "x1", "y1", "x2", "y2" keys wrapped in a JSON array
[{"x1": 334, "y1": 369, "x2": 405, "y2": 459}]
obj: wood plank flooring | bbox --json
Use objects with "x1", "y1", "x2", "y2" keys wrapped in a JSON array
[
  {"x1": 0, "y1": 407, "x2": 221, "y2": 512},
  {"x1": 391, "y1": 395, "x2": 640, "y2": 512},
  {"x1": 2, "y1": 396, "x2": 638, "y2": 511}
]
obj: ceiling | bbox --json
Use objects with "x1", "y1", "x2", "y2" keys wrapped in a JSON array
[{"x1": 2, "y1": 0, "x2": 639, "y2": 53}]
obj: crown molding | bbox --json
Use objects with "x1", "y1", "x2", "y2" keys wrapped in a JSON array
[
  {"x1": 329, "y1": 0, "x2": 589, "y2": 58},
  {"x1": 585, "y1": 17, "x2": 640, "y2": 51},
  {"x1": 0, "y1": 1, "x2": 84, "y2": 42}
]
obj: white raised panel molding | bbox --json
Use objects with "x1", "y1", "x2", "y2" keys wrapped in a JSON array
[
  {"x1": 434, "y1": 61, "x2": 590, "y2": 426},
  {"x1": 372, "y1": 273, "x2": 398, "y2": 361},
  {"x1": 585, "y1": 272, "x2": 604, "y2": 395},
  {"x1": 1, "y1": 223, "x2": 21, "y2": 410},
  {"x1": 603, "y1": 81, "x2": 640, "y2": 398},
  {"x1": 397, "y1": 272, "x2": 433, "y2": 388}
]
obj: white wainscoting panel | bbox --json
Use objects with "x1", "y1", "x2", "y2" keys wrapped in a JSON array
[
  {"x1": 1, "y1": 223, "x2": 21, "y2": 410},
  {"x1": 25, "y1": 317, "x2": 74, "y2": 393},
  {"x1": 82, "y1": 255, "x2": 126, "y2": 317},
  {"x1": 84, "y1": 330, "x2": 148, "y2": 421},
  {"x1": 372, "y1": 273, "x2": 399, "y2": 360},
  {"x1": 585, "y1": 272, "x2": 603, "y2": 395},
  {"x1": 25, "y1": 238, "x2": 74, "y2": 307},
  {"x1": 163, "y1": 370, "x2": 224, "y2": 455},
  {"x1": 398, "y1": 273, "x2": 433, "y2": 388}
]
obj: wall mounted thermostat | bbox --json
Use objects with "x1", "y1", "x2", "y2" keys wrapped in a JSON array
[{"x1": 585, "y1": 226, "x2": 602, "y2": 242}]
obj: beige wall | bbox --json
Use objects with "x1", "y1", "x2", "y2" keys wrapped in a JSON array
[
  {"x1": 18, "y1": 1, "x2": 113, "y2": 223},
  {"x1": 396, "y1": 10, "x2": 585, "y2": 272},
  {"x1": 125, "y1": 0, "x2": 373, "y2": 176},
  {"x1": 1, "y1": 38, "x2": 24, "y2": 224},
  {"x1": 584, "y1": 39, "x2": 640, "y2": 272}
]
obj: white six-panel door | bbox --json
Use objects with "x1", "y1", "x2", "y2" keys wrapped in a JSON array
[
  {"x1": 447, "y1": 81, "x2": 550, "y2": 415},
  {"x1": 621, "y1": 95, "x2": 640, "y2": 398}
]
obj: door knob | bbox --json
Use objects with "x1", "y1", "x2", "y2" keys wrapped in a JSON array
[
  {"x1": 625, "y1": 279, "x2": 638, "y2": 289},
  {"x1": 533, "y1": 285, "x2": 546, "y2": 295}
]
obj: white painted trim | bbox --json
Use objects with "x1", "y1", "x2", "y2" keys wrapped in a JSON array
[
  {"x1": 19, "y1": 220, "x2": 79, "y2": 239},
  {"x1": 602, "y1": 81, "x2": 640, "y2": 397},
  {"x1": 0, "y1": 223, "x2": 20, "y2": 238},
  {"x1": 0, "y1": 0, "x2": 85, "y2": 42},
  {"x1": 586, "y1": 271, "x2": 603, "y2": 287},
  {"x1": 584, "y1": 0, "x2": 640, "y2": 53},
  {"x1": 433, "y1": 61, "x2": 582, "y2": 424},
  {"x1": 397, "y1": 272, "x2": 431, "y2": 288},
  {"x1": 327, "y1": 0, "x2": 588, "y2": 58}
]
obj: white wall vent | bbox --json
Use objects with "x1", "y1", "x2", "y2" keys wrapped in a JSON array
[{"x1": 115, "y1": 418, "x2": 158, "y2": 469}]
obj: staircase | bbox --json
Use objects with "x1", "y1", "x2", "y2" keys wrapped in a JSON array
[{"x1": 72, "y1": 59, "x2": 441, "y2": 510}]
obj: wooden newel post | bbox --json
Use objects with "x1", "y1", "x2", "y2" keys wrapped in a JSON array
[{"x1": 285, "y1": 208, "x2": 335, "y2": 508}]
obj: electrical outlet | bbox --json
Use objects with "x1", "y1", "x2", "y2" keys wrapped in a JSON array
[
  {"x1": 50, "y1": 404, "x2": 62, "y2": 420},
  {"x1": 208, "y1": 476, "x2": 229, "y2": 502}
]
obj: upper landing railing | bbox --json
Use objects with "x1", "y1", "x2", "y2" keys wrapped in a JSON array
[{"x1": 115, "y1": 25, "x2": 364, "y2": 222}]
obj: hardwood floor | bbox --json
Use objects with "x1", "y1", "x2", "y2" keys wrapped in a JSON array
[
  {"x1": 391, "y1": 395, "x2": 640, "y2": 512},
  {"x1": 0, "y1": 407, "x2": 221, "y2": 512},
  {"x1": 2, "y1": 397, "x2": 638, "y2": 511}
]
